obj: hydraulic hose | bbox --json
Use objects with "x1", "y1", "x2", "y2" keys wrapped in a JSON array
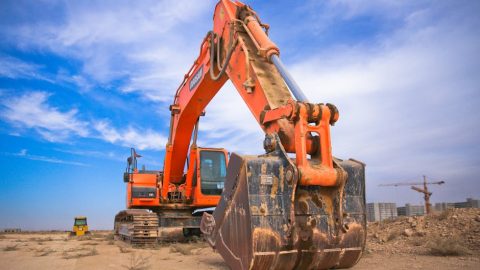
[{"x1": 209, "y1": 31, "x2": 237, "y2": 81}]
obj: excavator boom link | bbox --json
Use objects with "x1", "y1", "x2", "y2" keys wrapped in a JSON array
[{"x1": 201, "y1": 136, "x2": 366, "y2": 270}]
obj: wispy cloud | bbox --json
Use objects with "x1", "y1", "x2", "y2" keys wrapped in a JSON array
[
  {"x1": 53, "y1": 147, "x2": 162, "y2": 168},
  {"x1": 1, "y1": 0, "x2": 212, "y2": 100},
  {"x1": 6, "y1": 149, "x2": 88, "y2": 166},
  {"x1": 0, "y1": 55, "x2": 95, "y2": 94},
  {"x1": 0, "y1": 91, "x2": 89, "y2": 142},
  {"x1": 292, "y1": 1, "x2": 480, "y2": 203},
  {"x1": 0, "y1": 55, "x2": 53, "y2": 82},
  {"x1": 197, "y1": 82, "x2": 265, "y2": 155},
  {"x1": 93, "y1": 120, "x2": 167, "y2": 151},
  {"x1": 289, "y1": 0, "x2": 480, "y2": 157},
  {"x1": 53, "y1": 148, "x2": 122, "y2": 162},
  {"x1": 0, "y1": 91, "x2": 168, "y2": 151}
]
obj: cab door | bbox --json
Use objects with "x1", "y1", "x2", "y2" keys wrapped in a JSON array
[{"x1": 193, "y1": 149, "x2": 228, "y2": 206}]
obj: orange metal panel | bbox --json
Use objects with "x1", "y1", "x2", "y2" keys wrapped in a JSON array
[{"x1": 126, "y1": 173, "x2": 160, "y2": 208}]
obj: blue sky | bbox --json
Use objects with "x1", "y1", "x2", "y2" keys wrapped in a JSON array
[{"x1": 0, "y1": 0, "x2": 479, "y2": 230}]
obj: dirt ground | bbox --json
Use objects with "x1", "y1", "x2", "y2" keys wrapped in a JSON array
[
  {"x1": 0, "y1": 232, "x2": 227, "y2": 270},
  {"x1": 0, "y1": 209, "x2": 479, "y2": 269},
  {"x1": 1, "y1": 232, "x2": 478, "y2": 270}
]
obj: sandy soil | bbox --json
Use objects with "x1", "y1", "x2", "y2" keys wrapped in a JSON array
[
  {"x1": 0, "y1": 232, "x2": 226, "y2": 270},
  {"x1": 0, "y1": 231, "x2": 479, "y2": 270}
]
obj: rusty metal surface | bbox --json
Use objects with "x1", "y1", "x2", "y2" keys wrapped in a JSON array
[{"x1": 201, "y1": 140, "x2": 366, "y2": 270}]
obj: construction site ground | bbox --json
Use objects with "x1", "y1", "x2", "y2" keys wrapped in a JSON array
[{"x1": 0, "y1": 208, "x2": 479, "y2": 270}]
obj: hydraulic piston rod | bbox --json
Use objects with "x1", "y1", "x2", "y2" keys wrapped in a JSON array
[{"x1": 271, "y1": 54, "x2": 309, "y2": 102}]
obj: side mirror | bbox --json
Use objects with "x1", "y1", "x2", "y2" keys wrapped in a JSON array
[{"x1": 123, "y1": 172, "x2": 130, "y2": 183}]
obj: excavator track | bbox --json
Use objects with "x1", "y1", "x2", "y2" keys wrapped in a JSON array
[{"x1": 114, "y1": 209, "x2": 159, "y2": 246}]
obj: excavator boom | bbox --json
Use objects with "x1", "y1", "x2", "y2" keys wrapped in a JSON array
[
  {"x1": 169, "y1": 1, "x2": 366, "y2": 269},
  {"x1": 163, "y1": 0, "x2": 343, "y2": 199}
]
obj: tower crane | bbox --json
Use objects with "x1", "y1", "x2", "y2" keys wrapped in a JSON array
[{"x1": 379, "y1": 175, "x2": 445, "y2": 214}]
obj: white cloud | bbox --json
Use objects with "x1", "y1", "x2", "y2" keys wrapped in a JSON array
[
  {"x1": 52, "y1": 147, "x2": 162, "y2": 169},
  {"x1": 55, "y1": 1, "x2": 206, "y2": 46},
  {"x1": 288, "y1": 1, "x2": 480, "y2": 156},
  {"x1": 0, "y1": 55, "x2": 95, "y2": 93},
  {"x1": 0, "y1": 91, "x2": 89, "y2": 142},
  {"x1": 94, "y1": 120, "x2": 167, "y2": 151},
  {"x1": 7, "y1": 149, "x2": 88, "y2": 166},
  {"x1": 0, "y1": 55, "x2": 53, "y2": 82},
  {"x1": 2, "y1": 0, "x2": 212, "y2": 100},
  {"x1": 1, "y1": 91, "x2": 168, "y2": 151},
  {"x1": 324, "y1": 0, "x2": 422, "y2": 19},
  {"x1": 287, "y1": 2, "x2": 480, "y2": 204},
  {"x1": 55, "y1": 69, "x2": 93, "y2": 92},
  {"x1": 197, "y1": 82, "x2": 265, "y2": 155}
]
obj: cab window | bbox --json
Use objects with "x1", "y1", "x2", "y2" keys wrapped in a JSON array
[
  {"x1": 200, "y1": 151, "x2": 226, "y2": 195},
  {"x1": 75, "y1": 219, "x2": 87, "y2": 226}
]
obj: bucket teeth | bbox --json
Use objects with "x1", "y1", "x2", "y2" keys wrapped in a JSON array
[{"x1": 201, "y1": 150, "x2": 366, "y2": 270}]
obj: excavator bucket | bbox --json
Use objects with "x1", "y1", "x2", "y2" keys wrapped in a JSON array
[{"x1": 201, "y1": 145, "x2": 366, "y2": 270}]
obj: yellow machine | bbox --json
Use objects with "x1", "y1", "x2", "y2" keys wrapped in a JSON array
[{"x1": 71, "y1": 216, "x2": 90, "y2": 236}]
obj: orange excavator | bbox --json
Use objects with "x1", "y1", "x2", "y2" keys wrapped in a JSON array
[{"x1": 115, "y1": 0, "x2": 367, "y2": 269}]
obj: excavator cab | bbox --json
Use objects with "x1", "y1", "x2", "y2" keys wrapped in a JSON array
[
  {"x1": 199, "y1": 150, "x2": 227, "y2": 194},
  {"x1": 189, "y1": 148, "x2": 228, "y2": 205},
  {"x1": 123, "y1": 147, "x2": 227, "y2": 208}
]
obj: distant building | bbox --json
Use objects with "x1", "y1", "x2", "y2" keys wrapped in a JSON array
[
  {"x1": 367, "y1": 203, "x2": 397, "y2": 222},
  {"x1": 405, "y1": 204, "x2": 424, "y2": 216},
  {"x1": 434, "y1": 202, "x2": 455, "y2": 212},
  {"x1": 369, "y1": 198, "x2": 479, "y2": 221},
  {"x1": 3, "y1": 228, "x2": 21, "y2": 233},
  {"x1": 454, "y1": 198, "x2": 480, "y2": 209},
  {"x1": 435, "y1": 198, "x2": 479, "y2": 211},
  {"x1": 466, "y1": 198, "x2": 480, "y2": 208},
  {"x1": 397, "y1": 204, "x2": 424, "y2": 216},
  {"x1": 455, "y1": 201, "x2": 468, "y2": 208}
]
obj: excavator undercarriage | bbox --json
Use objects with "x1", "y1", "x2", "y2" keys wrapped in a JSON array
[
  {"x1": 114, "y1": 207, "x2": 207, "y2": 245},
  {"x1": 114, "y1": 210, "x2": 159, "y2": 246}
]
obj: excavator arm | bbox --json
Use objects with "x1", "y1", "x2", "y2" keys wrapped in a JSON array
[
  {"x1": 163, "y1": 0, "x2": 341, "y2": 196},
  {"x1": 161, "y1": 1, "x2": 367, "y2": 269}
]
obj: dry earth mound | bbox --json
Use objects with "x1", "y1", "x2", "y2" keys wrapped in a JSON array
[{"x1": 367, "y1": 208, "x2": 480, "y2": 256}]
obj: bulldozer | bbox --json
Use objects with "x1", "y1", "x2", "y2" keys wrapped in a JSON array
[
  {"x1": 70, "y1": 216, "x2": 90, "y2": 236},
  {"x1": 114, "y1": 0, "x2": 367, "y2": 269}
]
